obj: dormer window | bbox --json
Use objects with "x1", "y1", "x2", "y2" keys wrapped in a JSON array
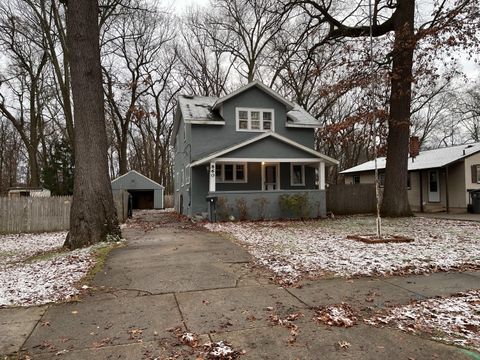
[{"x1": 236, "y1": 108, "x2": 274, "y2": 132}]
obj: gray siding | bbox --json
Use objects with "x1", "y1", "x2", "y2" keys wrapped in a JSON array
[
  {"x1": 190, "y1": 87, "x2": 314, "y2": 160},
  {"x1": 173, "y1": 116, "x2": 192, "y2": 215},
  {"x1": 222, "y1": 137, "x2": 315, "y2": 159}
]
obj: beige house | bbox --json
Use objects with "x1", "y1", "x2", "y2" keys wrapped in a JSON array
[{"x1": 341, "y1": 143, "x2": 480, "y2": 213}]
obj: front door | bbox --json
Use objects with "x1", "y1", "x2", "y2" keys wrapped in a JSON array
[
  {"x1": 264, "y1": 164, "x2": 278, "y2": 190},
  {"x1": 428, "y1": 170, "x2": 440, "y2": 202}
]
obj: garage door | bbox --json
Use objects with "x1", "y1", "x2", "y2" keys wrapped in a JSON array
[{"x1": 129, "y1": 190, "x2": 154, "y2": 209}]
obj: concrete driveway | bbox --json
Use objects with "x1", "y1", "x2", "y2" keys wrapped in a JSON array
[{"x1": 1, "y1": 211, "x2": 479, "y2": 359}]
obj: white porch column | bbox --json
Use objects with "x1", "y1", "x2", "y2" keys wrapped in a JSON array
[
  {"x1": 209, "y1": 162, "x2": 216, "y2": 192},
  {"x1": 319, "y1": 161, "x2": 325, "y2": 190}
]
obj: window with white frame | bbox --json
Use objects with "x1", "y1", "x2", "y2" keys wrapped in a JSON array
[
  {"x1": 473, "y1": 164, "x2": 480, "y2": 183},
  {"x1": 290, "y1": 164, "x2": 305, "y2": 186},
  {"x1": 215, "y1": 163, "x2": 247, "y2": 183},
  {"x1": 353, "y1": 175, "x2": 360, "y2": 184},
  {"x1": 236, "y1": 108, "x2": 274, "y2": 132}
]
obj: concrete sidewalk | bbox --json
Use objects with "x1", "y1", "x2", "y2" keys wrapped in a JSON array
[{"x1": 1, "y1": 213, "x2": 479, "y2": 359}]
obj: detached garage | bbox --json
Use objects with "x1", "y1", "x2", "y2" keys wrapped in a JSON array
[{"x1": 111, "y1": 170, "x2": 164, "y2": 209}]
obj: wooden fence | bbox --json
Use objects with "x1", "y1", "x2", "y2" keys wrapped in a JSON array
[
  {"x1": 0, "y1": 191, "x2": 129, "y2": 234},
  {"x1": 326, "y1": 184, "x2": 378, "y2": 215}
]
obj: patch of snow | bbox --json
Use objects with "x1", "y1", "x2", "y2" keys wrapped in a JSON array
[
  {"x1": 0, "y1": 245, "x2": 97, "y2": 307},
  {"x1": 0, "y1": 231, "x2": 67, "y2": 264},
  {"x1": 366, "y1": 290, "x2": 480, "y2": 352},
  {"x1": 205, "y1": 217, "x2": 480, "y2": 282}
]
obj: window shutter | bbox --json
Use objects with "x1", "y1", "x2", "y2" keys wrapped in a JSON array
[{"x1": 472, "y1": 165, "x2": 478, "y2": 183}]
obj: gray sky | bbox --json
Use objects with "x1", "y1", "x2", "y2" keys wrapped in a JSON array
[{"x1": 170, "y1": 0, "x2": 208, "y2": 13}]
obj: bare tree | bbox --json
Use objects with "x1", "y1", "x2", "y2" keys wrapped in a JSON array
[
  {"x1": 179, "y1": 9, "x2": 234, "y2": 96},
  {"x1": 0, "y1": 2, "x2": 50, "y2": 187},
  {"x1": 206, "y1": 0, "x2": 290, "y2": 83},
  {"x1": 286, "y1": 0, "x2": 480, "y2": 217},
  {"x1": 65, "y1": 0, "x2": 120, "y2": 249}
]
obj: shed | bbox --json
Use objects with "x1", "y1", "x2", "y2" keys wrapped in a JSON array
[{"x1": 111, "y1": 170, "x2": 164, "y2": 209}]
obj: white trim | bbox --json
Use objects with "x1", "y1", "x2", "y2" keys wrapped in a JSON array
[
  {"x1": 290, "y1": 164, "x2": 305, "y2": 186},
  {"x1": 286, "y1": 123, "x2": 323, "y2": 128},
  {"x1": 189, "y1": 132, "x2": 339, "y2": 167},
  {"x1": 181, "y1": 169, "x2": 185, "y2": 186},
  {"x1": 236, "y1": 107, "x2": 275, "y2": 132},
  {"x1": 186, "y1": 120, "x2": 225, "y2": 125},
  {"x1": 111, "y1": 169, "x2": 164, "y2": 189},
  {"x1": 212, "y1": 80, "x2": 294, "y2": 111},
  {"x1": 215, "y1": 157, "x2": 322, "y2": 163},
  {"x1": 319, "y1": 161, "x2": 325, "y2": 190},
  {"x1": 209, "y1": 162, "x2": 216, "y2": 192}
]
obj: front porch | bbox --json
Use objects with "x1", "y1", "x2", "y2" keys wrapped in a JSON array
[
  {"x1": 210, "y1": 188, "x2": 326, "y2": 220},
  {"x1": 206, "y1": 160, "x2": 326, "y2": 220}
]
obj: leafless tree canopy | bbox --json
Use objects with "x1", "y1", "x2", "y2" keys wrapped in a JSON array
[{"x1": 0, "y1": 0, "x2": 478, "y2": 200}]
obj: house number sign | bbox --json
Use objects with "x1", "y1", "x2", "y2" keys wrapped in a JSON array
[{"x1": 210, "y1": 163, "x2": 216, "y2": 178}]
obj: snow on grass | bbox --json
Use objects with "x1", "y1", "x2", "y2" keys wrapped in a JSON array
[
  {"x1": 0, "y1": 247, "x2": 95, "y2": 307},
  {"x1": 365, "y1": 290, "x2": 480, "y2": 352},
  {"x1": 204, "y1": 216, "x2": 480, "y2": 282},
  {"x1": 0, "y1": 231, "x2": 109, "y2": 307},
  {"x1": 0, "y1": 231, "x2": 67, "y2": 264}
]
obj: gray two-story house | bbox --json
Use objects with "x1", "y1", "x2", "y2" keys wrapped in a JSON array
[{"x1": 173, "y1": 81, "x2": 338, "y2": 220}]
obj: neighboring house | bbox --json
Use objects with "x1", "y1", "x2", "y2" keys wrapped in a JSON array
[
  {"x1": 341, "y1": 143, "x2": 480, "y2": 213},
  {"x1": 111, "y1": 170, "x2": 164, "y2": 209},
  {"x1": 8, "y1": 187, "x2": 51, "y2": 198},
  {"x1": 172, "y1": 80, "x2": 338, "y2": 220}
]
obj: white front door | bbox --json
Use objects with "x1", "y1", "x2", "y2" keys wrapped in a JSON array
[
  {"x1": 428, "y1": 170, "x2": 440, "y2": 202},
  {"x1": 264, "y1": 164, "x2": 278, "y2": 190}
]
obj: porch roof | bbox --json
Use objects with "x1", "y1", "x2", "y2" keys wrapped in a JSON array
[{"x1": 189, "y1": 132, "x2": 339, "y2": 167}]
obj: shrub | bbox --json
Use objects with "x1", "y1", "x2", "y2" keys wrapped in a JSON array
[
  {"x1": 217, "y1": 197, "x2": 230, "y2": 221},
  {"x1": 235, "y1": 197, "x2": 249, "y2": 221},
  {"x1": 279, "y1": 193, "x2": 310, "y2": 219}
]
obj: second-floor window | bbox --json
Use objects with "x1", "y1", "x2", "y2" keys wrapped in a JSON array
[{"x1": 236, "y1": 108, "x2": 274, "y2": 132}]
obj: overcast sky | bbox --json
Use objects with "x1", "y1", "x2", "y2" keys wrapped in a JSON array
[{"x1": 170, "y1": 0, "x2": 208, "y2": 13}]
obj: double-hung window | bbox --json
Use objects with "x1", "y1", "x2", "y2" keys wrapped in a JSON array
[
  {"x1": 215, "y1": 163, "x2": 247, "y2": 183},
  {"x1": 236, "y1": 108, "x2": 274, "y2": 132},
  {"x1": 290, "y1": 164, "x2": 305, "y2": 186}
]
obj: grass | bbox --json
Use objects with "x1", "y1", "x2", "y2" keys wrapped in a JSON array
[{"x1": 80, "y1": 241, "x2": 125, "y2": 286}]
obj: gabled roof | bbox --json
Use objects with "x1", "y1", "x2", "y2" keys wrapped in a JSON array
[
  {"x1": 111, "y1": 170, "x2": 164, "y2": 189},
  {"x1": 341, "y1": 142, "x2": 480, "y2": 174},
  {"x1": 189, "y1": 132, "x2": 339, "y2": 167},
  {"x1": 212, "y1": 80, "x2": 295, "y2": 111}
]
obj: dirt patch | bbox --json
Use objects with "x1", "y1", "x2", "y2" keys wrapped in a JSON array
[
  {"x1": 347, "y1": 234, "x2": 414, "y2": 244},
  {"x1": 123, "y1": 209, "x2": 204, "y2": 231}
]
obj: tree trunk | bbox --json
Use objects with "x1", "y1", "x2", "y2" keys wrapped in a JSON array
[
  {"x1": 65, "y1": 0, "x2": 121, "y2": 249},
  {"x1": 380, "y1": 0, "x2": 415, "y2": 217}
]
